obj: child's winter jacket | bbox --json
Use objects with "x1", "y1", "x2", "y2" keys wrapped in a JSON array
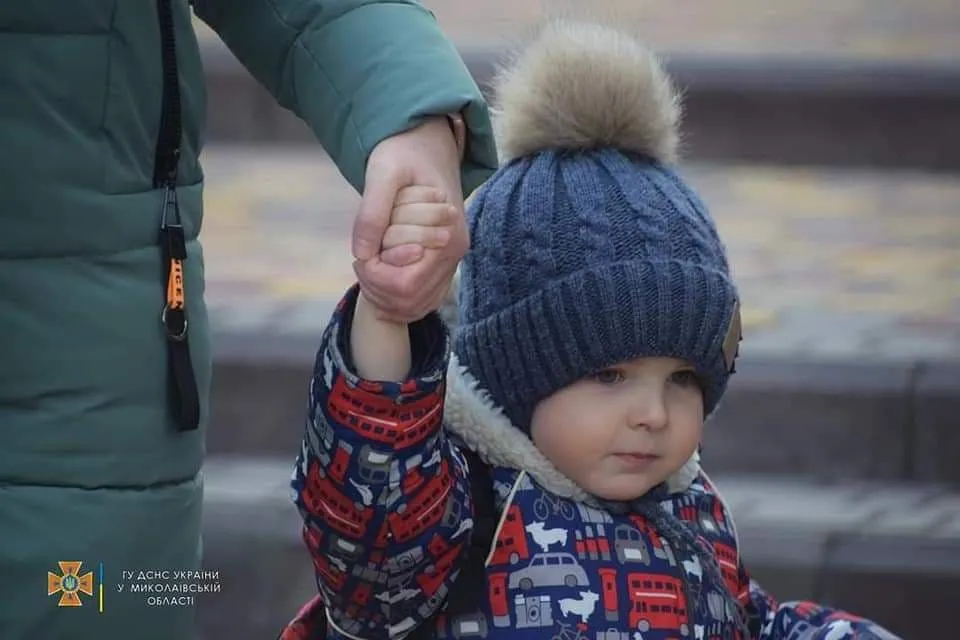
[{"x1": 279, "y1": 287, "x2": 901, "y2": 640}]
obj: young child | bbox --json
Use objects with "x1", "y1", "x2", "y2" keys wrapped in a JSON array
[{"x1": 280, "y1": 20, "x2": 902, "y2": 640}]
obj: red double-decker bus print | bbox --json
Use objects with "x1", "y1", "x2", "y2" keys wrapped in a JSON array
[
  {"x1": 302, "y1": 460, "x2": 374, "y2": 538},
  {"x1": 488, "y1": 504, "x2": 530, "y2": 566},
  {"x1": 326, "y1": 377, "x2": 441, "y2": 449},
  {"x1": 311, "y1": 549, "x2": 346, "y2": 591},
  {"x1": 416, "y1": 545, "x2": 460, "y2": 597},
  {"x1": 331, "y1": 377, "x2": 393, "y2": 417},
  {"x1": 627, "y1": 572, "x2": 688, "y2": 633},
  {"x1": 402, "y1": 466, "x2": 425, "y2": 495},
  {"x1": 328, "y1": 440, "x2": 353, "y2": 483},
  {"x1": 428, "y1": 532, "x2": 452, "y2": 558},
  {"x1": 712, "y1": 541, "x2": 740, "y2": 595},
  {"x1": 394, "y1": 392, "x2": 443, "y2": 450},
  {"x1": 387, "y1": 460, "x2": 453, "y2": 543},
  {"x1": 327, "y1": 380, "x2": 399, "y2": 443}
]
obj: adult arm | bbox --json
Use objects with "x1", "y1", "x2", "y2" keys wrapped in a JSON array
[{"x1": 192, "y1": 0, "x2": 497, "y2": 194}]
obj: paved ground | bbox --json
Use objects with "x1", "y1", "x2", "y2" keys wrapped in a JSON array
[
  {"x1": 192, "y1": 0, "x2": 960, "y2": 62},
  {"x1": 198, "y1": 456, "x2": 960, "y2": 639},
  {"x1": 198, "y1": 146, "x2": 960, "y2": 362},
  {"x1": 203, "y1": 455, "x2": 960, "y2": 563}
]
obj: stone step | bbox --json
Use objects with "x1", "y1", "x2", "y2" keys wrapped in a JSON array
[
  {"x1": 195, "y1": 456, "x2": 960, "y2": 640},
  {"x1": 197, "y1": 35, "x2": 960, "y2": 170},
  {"x1": 201, "y1": 145, "x2": 960, "y2": 484},
  {"x1": 208, "y1": 334, "x2": 960, "y2": 485},
  {"x1": 199, "y1": 148, "x2": 960, "y2": 483}
]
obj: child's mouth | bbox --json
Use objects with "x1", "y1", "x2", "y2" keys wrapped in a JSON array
[{"x1": 613, "y1": 453, "x2": 659, "y2": 469}]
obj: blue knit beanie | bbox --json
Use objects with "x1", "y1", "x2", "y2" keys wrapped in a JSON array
[{"x1": 449, "y1": 21, "x2": 742, "y2": 431}]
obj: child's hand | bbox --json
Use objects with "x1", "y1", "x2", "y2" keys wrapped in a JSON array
[
  {"x1": 350, "y1": 186, "x2": 460, "y2": 378},
  {"x1": 354, "y1": 186, "x2": 464, "y2": 324},
  {"x1": 378, "y1": 186, "x2": 458, "y2": 268},
  {"x1": 354, "y1": 185, "x2": 462, "y2": 324}
]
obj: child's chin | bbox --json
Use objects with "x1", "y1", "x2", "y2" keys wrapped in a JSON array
[{"x1": 589, "y1": 477, "x2": 656, "y2": 502}]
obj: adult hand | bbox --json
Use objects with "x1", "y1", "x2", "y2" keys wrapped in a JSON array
[{"x1": 352, "y1": 116, "x2": 468, "y2": 323}]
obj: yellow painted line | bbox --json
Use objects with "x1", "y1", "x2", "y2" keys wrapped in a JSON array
[
  {"x1": 881, "y1": 217, "x2": 960, "y2": 238},
  {"x1": 266, "y1": 276, "x2": 357, "y2": 300},
  {"x1": 739, "y1": 307, "x2": 779, "y2": 330},
  {"x1": 825, "y1": 291, "x2": 957, "y2": 314},
  {"x1": 838, "y1": 250, "x2": 958, "y2": 277}
]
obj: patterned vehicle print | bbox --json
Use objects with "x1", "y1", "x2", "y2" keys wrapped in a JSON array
[
  {"x1": 489, "y1": 505, "x2": 531, "y2": 566},
  {"x1": 613, "y1": 524, "x2": 651, "y2": 564},
  {"x1": 388, "y1": 460, "x2": 454, "y2": 543},
  {"x1": 627, "y1": 572, "x2": 689, "y2": 636},
  {"x1": 281, "y1": 287, "x2": 907, "y2": 640},
  {"x1": 508, "y1": 553, "x2": 589, "y2": 591},
  {"x1": 301, "y1": 460, "x2": 374, "y2": 539},
  {"x1": 357, "y1": 444, "x2": 392, "y2": 483}
]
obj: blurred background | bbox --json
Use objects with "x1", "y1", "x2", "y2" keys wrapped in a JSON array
[{"x1": 191, "y1": 2, "x2": 960, "y2": 638}]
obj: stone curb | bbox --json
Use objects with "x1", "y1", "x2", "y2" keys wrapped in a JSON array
[
  {"x1": 200, "y1": 40, "x2": 960, "y2": 170},
  {"x1": 196, "y1": 457, "x2": 960, "y2": 640},
  {"x1": 208, "y1": 331, "x2": 960, "y2": 484}
]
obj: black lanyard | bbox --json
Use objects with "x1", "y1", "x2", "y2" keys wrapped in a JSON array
[{"x1": 155, "y1": 0, "x2": 200, "y2": 431}]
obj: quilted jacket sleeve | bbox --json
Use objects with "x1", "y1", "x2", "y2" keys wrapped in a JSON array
[
  {"x1": 686, "y1": 475, "x2": 902, "y2": 639},
  {"x1": 289, "y1": 285, "x2": 475, "y2": 639},
  {"x1": 192, "y1": 0, "x2": 497, "y2": 195},
  {"x1": 745, "y1": 578, "x2": 902, "y2": 639}
]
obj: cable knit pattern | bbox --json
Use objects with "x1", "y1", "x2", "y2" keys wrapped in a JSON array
[{"x1": 454, "y1": 149, "x2": 739, "y2": 431}]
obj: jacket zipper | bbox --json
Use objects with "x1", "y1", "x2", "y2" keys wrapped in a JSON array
[{"x1": 155, "y1": 0, "x2": 200, "y2": 431}]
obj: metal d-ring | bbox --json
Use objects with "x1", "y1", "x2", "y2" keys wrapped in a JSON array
[{"x1": 161, "y1": 304, "x2": 188, "y2": 342}]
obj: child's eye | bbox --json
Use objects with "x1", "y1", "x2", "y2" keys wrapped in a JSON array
[
  {"x1": 591, "y1": 369, "x2": 624, "y2": 385},
  {"x1": 670, "y1": 370, "x2": 701, "y2": 389}
]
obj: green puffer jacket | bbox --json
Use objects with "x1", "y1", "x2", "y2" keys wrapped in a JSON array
[{"x1": 0, "y1": 1, "x2": 496, "y2": 638}]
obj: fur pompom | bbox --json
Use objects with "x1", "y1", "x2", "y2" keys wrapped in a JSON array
[{"x1": 492, "y1": 20, "x2": 680, "y2": 163}]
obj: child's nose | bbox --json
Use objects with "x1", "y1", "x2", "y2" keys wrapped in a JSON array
[{"x1": 627, "y1": 389, "x2": 668, "y2": 431}]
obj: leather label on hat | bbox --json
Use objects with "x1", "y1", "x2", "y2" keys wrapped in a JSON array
[{"x1": 722, "y1": 300, "x2": 742, "y2": 372}]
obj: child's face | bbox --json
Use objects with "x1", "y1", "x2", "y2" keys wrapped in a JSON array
[{"x1": 530, "y1": 356, "x2": 703, "y2": 501}]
